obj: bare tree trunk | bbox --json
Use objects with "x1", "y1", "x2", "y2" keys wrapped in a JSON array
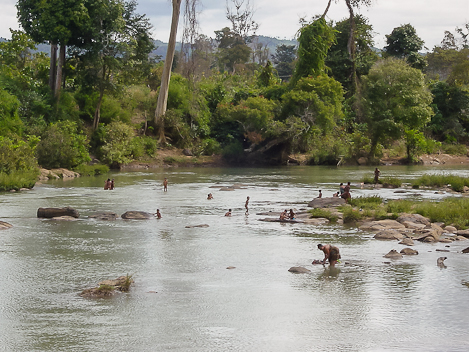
[
  {"x1": 49, "y1": 43, "x2": 57, "y2": 93},
  {"x1": 93, "y1": 90, "x2": 104, "y2": 130},
  {"x1": 155, "y1": 0, "x2": 183, "y2": 143},
  {"x1": 345, "y1": 0, "x2": 358, "y2": 95},
  {"x1": 55, "y1": 44, "x2": 66, "y2": 99},
  {"x1": 322, "y1": 0, "x2": 333, "y2": 17}
]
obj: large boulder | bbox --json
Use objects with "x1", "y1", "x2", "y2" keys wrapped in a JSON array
[
  {"x1": 456, "y1": 229, "x2": 469, "y2": 238},
  {"x1": 396, "y1": 213, "x2": 430, "y2": 226},
  {"x1": 121, "y1": 211, "x2": 152, "y2": 220},
  {"x1": 373, "y1": 230, "x2": 404, "y2": 240},
  {"x1": 308, "y1": 197, "x2": 345, "y2": 208},
  {"x1": 414, "y1": 223, "x2": 444, "y2": 242},
  {"x1": 360, "y1": 219, "x2": 406, "y2": 232},
  {"x1": 37, "y1": 207, "x2": 79, "y2": 218}
]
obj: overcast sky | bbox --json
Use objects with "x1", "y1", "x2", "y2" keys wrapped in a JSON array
[{"x1": 1, "y1": 0, "x2": 468, "y2": 50}]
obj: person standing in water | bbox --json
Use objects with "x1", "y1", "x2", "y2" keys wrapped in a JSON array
[
  {"x1": 374, "y1": 168, "x2": 381, "y2": 184},
  {"x1": 104, "y1": 178, "x2": 111, "y2": 190},
  {"x1": 156, "y1": 209, "x2": 162, "y2": 219},
  {"x1": 163, "y1": 178, "x2": 168, "y2": 192},
  {"x1": 225, "y1": 209, "x2": 232, "y2": 217},
  {"x1": 317, "y1": 244, "x2": 341, "y2": 266},
  {"x1": 110, "y1": 179, "x2": 115, "y2": 190},
  {"x1": 245, "y1": 196, "x2": 250, "y2": 215}
]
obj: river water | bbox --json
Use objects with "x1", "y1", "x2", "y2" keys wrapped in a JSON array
[{"x1": 1, "y1": 165, "x2": 469, "y2": 351}]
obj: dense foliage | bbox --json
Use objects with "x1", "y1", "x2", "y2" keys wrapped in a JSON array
[{"x1": 0, "y1": 4, "x2": 468, "y2": 191}]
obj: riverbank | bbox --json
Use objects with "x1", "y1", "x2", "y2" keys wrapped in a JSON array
[{"x1": 119, "y1": 148, "x2": 469, "y2": 169}]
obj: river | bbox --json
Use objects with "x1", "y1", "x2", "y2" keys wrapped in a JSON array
[{"x1": 0, "y1": 165, "x2": 468, "y2": 351}]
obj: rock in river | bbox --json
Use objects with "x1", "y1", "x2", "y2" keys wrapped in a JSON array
[
  {"x1": 37, "y1": 207, "x2": 79, "y2": 218},
  {"x1": 121, "y1": 211, "x2": 152, "y2": 220}
]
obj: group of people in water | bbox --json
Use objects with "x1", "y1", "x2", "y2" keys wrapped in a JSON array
[{"x1": 105, "y1": 175, "x2": 341, "y2": 266}]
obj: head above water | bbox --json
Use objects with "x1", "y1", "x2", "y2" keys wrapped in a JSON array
[{"x1": 317, "y1": 244, "x2": 324, "y2": 249}]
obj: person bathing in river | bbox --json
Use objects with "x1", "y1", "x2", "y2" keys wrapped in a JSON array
[
  {"x1": 279, "y1": 209, "x2": 288, "y2": 220},
  {"x1": 104, "y1": 178, "x2": 111, "y2": 190},
  {"x1": 317, "y1": 244, "x2": 341, "y2": 267},
  {"x1": 317, "y1": 190, "x2": 322, "y2": 198},
  {"x1": 156, "y1": 209, "x2": 162, "y2": 219},
  {"x1": 163, "y1": 178, "x2": 168, "y2": 192},
  {"x1": 333, "y1": 192, "x2": 339, "y2": 197},
  {"x1": 207, "y1": 193, "x2": 213, "y2": 200},
  {"x1": 110, "y1": 179, "x2": 115, "y2": 190},
  {"x1": 245, "y1": 196, "x2": 250, "y2": 215},
  {"x1": 225, "y1": 209, "x2": 232, "y2": 217},
  {"x1": 339, "y1": 183, "x2": 345, "y2": 195},
  {"x1": 288, "y1": 209, "x2": 296, "y2": 220}
]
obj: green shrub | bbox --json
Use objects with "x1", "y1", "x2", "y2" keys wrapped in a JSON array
[
  {"x1": 36, "y1": 121, "x2": 90, "y2": 169},
  {"x1": 222, "y1": 140, "x2": 244, "y2": 162},
  {"x1": 0, "y1": 169, "x2": 39, "y2": 191},
  {"x1": 342, "y1": 207, "x2": 365, "y2": 223},
  {"x1": 442, "y1": 143, "x2": 467, "y2": 156},
  {"x1": 99, "y1": 122, "x2": 135, "y2": 166},
  {"x1": 73, "y1": 164, "x2": 109, "y2": 176},
  {"x1": 0, "y1": 135, "x2": 38, "y2": 174}
]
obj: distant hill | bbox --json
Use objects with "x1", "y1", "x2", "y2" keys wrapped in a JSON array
[{"x1": 1, "y1": 35, "x2": 298, "y2": 60}]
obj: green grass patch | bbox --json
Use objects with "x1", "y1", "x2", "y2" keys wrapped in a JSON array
[
  {"x1": 413, "y1": 197, "x2": 469, "y2": 229},
  {"x1": 411, "y1": 174, "x2": 469, "y2": 192},
  {"x1": 0, "y1": 169, "x2": 39, "y2": 191},
  {"x1": 308, "y1": 208, "x2": 338, "y2": 223},
  {"x1": 380, "y1": 177, "x2": 402, "y2": 188},
  {"x1": 341, "y1": 207, "x2": 366, "y2": 223},
  {"x1": 348, "y1": 195, "x2": 384, "y2": 210},
  {"x1": 163, "y1": 156, "x2": 188, "y2": 164},
  {"x1": 385, "y1": 199, "x2": 414, "y2": 214},
  {"x1": 74, "y1": 164, "x2": 110, "y2": 176}
]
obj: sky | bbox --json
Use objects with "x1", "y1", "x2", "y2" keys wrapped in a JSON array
[{"x1": 1, "y1": 0, "x2": 468, "y2": 51}]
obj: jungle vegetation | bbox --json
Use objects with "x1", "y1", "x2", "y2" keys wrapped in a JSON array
[{"x1": 1, "y1": 0, "x2": 468, "y2": 190}]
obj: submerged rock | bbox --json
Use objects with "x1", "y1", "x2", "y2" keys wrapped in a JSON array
[
  {"x1": 185, "y1": 224, "x2": 210, "y2": 228},
  {"x1": 81, "y1": 275, "x2": 134, "y2": 298},
  {"x1": 288, "y1": 266, "x2": 311, "y2": 274},
  {"x1": 400, "y1": 248, "x2": 418, "y2": 255},
  {"x1": 384, "y1": 250, "x2": 403, "y2": 259},
  {"x1": 89, "y1": 212, "x2": 118, "y2": 220},
  {"x1": 0, "y1": 221, "x2": 13, "y2": 230},
  {"x1": 121, "y1": 211, "x2": 152, "y2": 219}
]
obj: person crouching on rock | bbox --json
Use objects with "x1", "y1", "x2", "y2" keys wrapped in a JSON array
[
  {"x1": 289, "y1": 209, "x2": 296, "y2": 220},
  {"x1": 317, "y1": 244, "x2": 341, "y2": 267}
]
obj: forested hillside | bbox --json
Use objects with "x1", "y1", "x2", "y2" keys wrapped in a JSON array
[{"x1": 1, "y1": 0, "x2": 468, "y2": 190}]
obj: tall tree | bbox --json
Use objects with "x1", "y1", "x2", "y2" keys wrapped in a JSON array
[
  {"x1": 326, "y1": 15, "x2": 378, "y2": 96},
  {"x1": 272, "y1": 44, "x2": 296, "y2": 81},
  {"x1": 16, "y1": 0, "x2": 89, "y2": 97},
  {"x1": 362, "y1": 58, "x2": 434, "y2": 160},
  {"x1": 155, "y1": 0, "x2": 183, "y2": 143},
  {"x1": 384, "y1": 24, "x2": 426, "y2": 70},
  {"x1": 73, "y1": 0, "x2": 153, "y2": 130}
]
